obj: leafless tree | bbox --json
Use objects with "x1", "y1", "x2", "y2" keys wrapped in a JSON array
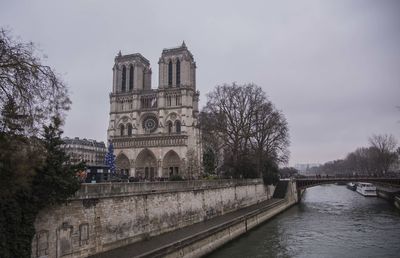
[
  {"x1": 201, "y1": 83, "x2": 290, "y2": 178},
  {"x1": 203, "y1": 83, "x2": 255, "y2": 171},
  {"x1": 185, "y1": 148, "x2": 200, "y2": 179},
  {"x1": 250, "y1": 102, "x2": 289, "y2": 176},
  {"x1": 345, "y1": 147, "x2": 379, "y2": 175},
  {"x1": 369, "y1": 134, "x2": 398, "y2": 174},
  {"x1": 0, "y1": 28, "x2": 70, "y2": 136}
]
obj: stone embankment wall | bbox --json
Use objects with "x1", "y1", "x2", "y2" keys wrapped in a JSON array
[
  {"x1": 31, "y1": 179, "x2": 273, "y2": 258},
  {"x1": 156, "y1": 180, "x2": 299, "y2": 258}
]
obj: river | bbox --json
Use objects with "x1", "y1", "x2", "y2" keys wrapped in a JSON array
[{"x1": 206, "y1": 184, "x2": 400, "y2": 258}]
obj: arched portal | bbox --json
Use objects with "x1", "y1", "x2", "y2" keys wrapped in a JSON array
[
  {"x1": 136, "y1": 149, "x2": 157, "y2": 180},
  {"x1": 163, "y1": 150, "x2": 181, "y2": 177},
  {"x1": 116, "y1": 153, "x2": 130, "y2": 176}
]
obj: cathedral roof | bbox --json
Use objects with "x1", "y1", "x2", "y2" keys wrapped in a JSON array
[
  {"x1": 162, "y1": 41, "x2": 193, "y2": 58},
  {"x1": 115, "y1": 52, "x2": 150, "y2": 65}
]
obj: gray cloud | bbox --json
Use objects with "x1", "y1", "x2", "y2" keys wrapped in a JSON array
[{"x1": 1, "y1": 0, "x2": 399, "y2": 165}]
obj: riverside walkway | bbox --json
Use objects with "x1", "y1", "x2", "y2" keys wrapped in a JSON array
[{"x1": 90, "y1": 198, "x2": 285, "y2": 258}]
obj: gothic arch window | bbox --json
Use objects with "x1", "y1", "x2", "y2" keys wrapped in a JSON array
[
  {"x1": 119, "y1": 124, "x2": 125, "y2": 136},
  {"x1": 143, "y1": 70, "x2": 146, "y2": 89},
  {"x1": 175, "y1": 120, "x2": 181, "y2": 134},
  {"x1": 167, "y1": 95, "x2": 172, "y2": 106},
  {"x1": 168, "y1": 60, "x2": 173, "y2": 86},
  {"x1": 162, "y1": 150, "x2": 181, "y2": 177},
  {"x1": 176, "y1": 59, "x2": 181, "y2": 86},
  {"x1": 176, "y1": 95, "x2": 181, "y2": 106},
  {"x1": 129, "y1": 65, "x2": 134, "y2": 91},
  {"x1": 116, "y1": 153, "x2": 130, "y2": 176},
  {"x1": 167, "y1": 121, "x2": 173, "y2": 134},
  {"x1": 127, "y1": 123, "x2": 133, "y2": 136},
  {"x1": 121, "y1": 65, "x2": 126, "y2": 92},
  {"x1": 136, "y1": 149, "x2": 157, "y2": 180}
]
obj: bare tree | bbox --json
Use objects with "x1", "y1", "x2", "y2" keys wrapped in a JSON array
[
  {"x1": 201, "y1": 83, "x2": 290, "y2": 179},
  {"x1": 369, "y1": 134, "x2": 398, "y2": 174},
  {"x1": 185, "y1": 148, "x2": 200, "y2": 179},
  {"x1": 203, "y1": 83, "x2": 260, "y2": 171},
  {"x1": 345, "y1": 147, "x2": 379, "y2": 175},
  {"x1": 250, "y1": 102, "x2": 289, "y2": 176},
  {"x1": 0, "y1": 29, "x2": 76, "y2": 258},
  {"x1": 199, "y1": 111, "x2": 224, "y2": 174},
  {"x1": 0, "y1": 28, "x2": 70, "y2": 135}
]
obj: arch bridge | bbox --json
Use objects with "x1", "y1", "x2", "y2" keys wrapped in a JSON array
[{"x1": 295, "y1": 177, "x2": 400, "y2": 190}]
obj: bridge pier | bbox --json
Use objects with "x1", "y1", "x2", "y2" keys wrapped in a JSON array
[{"x1": 297, "y1": 188, "x2": 306, "y2": 202}]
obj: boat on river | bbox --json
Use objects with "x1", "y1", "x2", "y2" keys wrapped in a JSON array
[
  {"x1": 346, "y1": 182, "x2": 356, "y2": 191},
  {"x1": 356, "y1": 182, "x2": 377, "y2": 197}
]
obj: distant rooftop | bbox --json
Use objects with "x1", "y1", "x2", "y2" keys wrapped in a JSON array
[{"x1": 63, "y1": 137, "x2": 106, "y2": 148}]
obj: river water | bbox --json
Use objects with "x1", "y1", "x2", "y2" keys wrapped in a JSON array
[{"x1": 206, "y1": 184, "x2": 400, "y2": 258}]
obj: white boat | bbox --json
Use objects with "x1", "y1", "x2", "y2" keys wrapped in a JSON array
[{"x1": 356, "y1": 182, "x2": 377, "y2": 197}]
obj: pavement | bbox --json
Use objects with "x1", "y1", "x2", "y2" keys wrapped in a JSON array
[{"x1": 90, "y1": 198, "x2": 284, "y2": 258}]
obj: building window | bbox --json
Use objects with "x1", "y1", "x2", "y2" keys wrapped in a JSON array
[
  {"x1": 143, "y1": 70, "x2": 146, "y2": 89},
  {"x1": 175, "y1": 120, "x2": 181, "y2": 133},
  {"x1": 120, "y1": 124, "x2": 125, "y2": 136},
  {"x1": 176, "y1": 59, "x2": 180, "y2": 86},
  {"x1": 167, "y1": 121, "x2": 172, "y2": 134},
  {"x1": 140, "y1": 95, "x2": 157, "y2": 109},
  {"x1": 121, "y1": 65, "x2": 126, "y2": 92},
  {"x1": 176, "y1": 95, "x2": 181, "y2": 106},
  {"x1": 127, "y1": 123, "x2": 133, "y2": 136},
  {"x1": 168, "y1": 61, "x2": 172, "y2": 86},
  {"x1": 129, "y1": 65, "x2": 134, "y2": 91},
  {"x1": 167, "y1": 95, "x2": 172, "y2": 107}
]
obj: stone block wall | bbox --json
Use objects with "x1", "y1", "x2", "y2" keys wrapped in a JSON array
[{"x1": 31, "y1": 179, "x2": 272, "y2": 258}]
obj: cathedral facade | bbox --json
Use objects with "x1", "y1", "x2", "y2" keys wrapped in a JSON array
[{"x1": 107, "y1": 42, "x2": 202, "y2": 179}]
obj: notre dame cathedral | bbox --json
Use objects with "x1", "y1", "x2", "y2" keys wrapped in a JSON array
[{"x1": 107, "y1": 42, "x2": 202, "y2": 179}]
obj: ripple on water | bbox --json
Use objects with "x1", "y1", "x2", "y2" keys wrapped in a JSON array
[{"x1": 206, "y1": 185, "x2": 400, "y2": 258}]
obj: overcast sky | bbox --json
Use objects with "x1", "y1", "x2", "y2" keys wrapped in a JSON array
[{"x1": 1, "y1": 0, "x2": 399, "y2": 166}]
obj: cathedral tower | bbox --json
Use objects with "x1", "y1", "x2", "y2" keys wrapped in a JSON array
[{"x1": 107, "y1": 42, "x2": 201, "y2": 179}]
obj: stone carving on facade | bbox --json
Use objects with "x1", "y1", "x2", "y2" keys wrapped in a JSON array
[
  {"x1": 169, "y1": 113, "x2": 177, "y2": 121},
  {"x1": 108, "y1": 43, "x2": 201, "y2": 179}
]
